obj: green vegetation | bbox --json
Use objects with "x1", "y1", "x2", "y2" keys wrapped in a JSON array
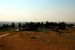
[{"x1": 0, "y1": 22, "x2": 74, "y2": 35}]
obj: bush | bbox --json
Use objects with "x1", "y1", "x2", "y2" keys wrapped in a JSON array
[{"x1": 30, "y1": 36, "x2": 37, "y2": 39}]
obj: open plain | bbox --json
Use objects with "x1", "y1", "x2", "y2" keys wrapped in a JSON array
[{"x1": 0, "y1": 28, "x2": 75, "y2": 50}]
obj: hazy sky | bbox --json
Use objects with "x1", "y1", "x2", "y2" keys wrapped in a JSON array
[{"x1": 0, "y1": 0, "x2": 75, "y2": 22}]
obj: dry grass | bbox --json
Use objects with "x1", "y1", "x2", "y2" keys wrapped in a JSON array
[{"x1": 0, "y1": 28, "x2": 75, "y2": 50}]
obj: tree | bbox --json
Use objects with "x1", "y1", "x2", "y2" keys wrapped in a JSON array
[
  {"x1": 18, "y1": 23, "x2": 22, "y2": 27},
  {"x1": 58, "y1": 22, "x2": 66, "y2": 30},
  {"x1": 11, "y1": 22, "x2": 15, "y2": 28},
  {"x1": 67, "y1": 24, "x2": 74, "y2": 28}
]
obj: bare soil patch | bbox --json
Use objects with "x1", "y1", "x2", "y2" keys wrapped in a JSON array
[{"x1": 0, "y1": 28, "x2": 75, "y2": 50}]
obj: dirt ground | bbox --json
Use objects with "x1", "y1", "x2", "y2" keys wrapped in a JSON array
[{"x1": 0, "y1": 28, "x2": 75, "y2": 50}]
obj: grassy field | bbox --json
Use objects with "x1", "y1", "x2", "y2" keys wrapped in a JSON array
[{"x1": 0, "y1": 28, "x2": 75, "y2": 50}]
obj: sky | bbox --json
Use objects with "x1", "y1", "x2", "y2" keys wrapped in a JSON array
[{"x1": 0, "y1": 0, "x2": 75, "y2": 22}]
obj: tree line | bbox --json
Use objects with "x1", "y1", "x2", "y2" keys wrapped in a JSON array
[{"x1": 0, "y1": 22, "x2": 74, "y2": 32}]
